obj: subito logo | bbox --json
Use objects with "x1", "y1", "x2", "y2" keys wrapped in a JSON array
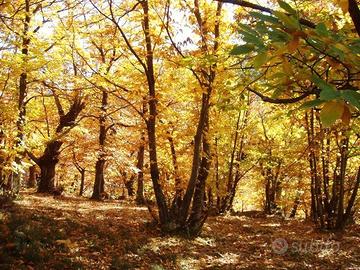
[{"x1": 272, "y1": 238, "x2": 288, "y2": 254}]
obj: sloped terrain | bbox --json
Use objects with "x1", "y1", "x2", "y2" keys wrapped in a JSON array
[{"x1": 1, "y1": 192, "x2": 359, "y2": 270}]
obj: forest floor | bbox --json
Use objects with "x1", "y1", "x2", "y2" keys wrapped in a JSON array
[{"x1": 1, "y1": 191, "x2": 360, "y2": 270}]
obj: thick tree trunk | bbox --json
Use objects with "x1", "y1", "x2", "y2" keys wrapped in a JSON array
[
  {"x1": 37, "y1": 141, "x2": 63, "y2": 193},
  {"x1": 34, "y1": 95, "x2": 84, "y2": 194},
  {"x1": 92, "y1": 159, "x2": 105, "y2": 200},
  {"x1": 28, "y1": 165, "x2": 37, "y2": 188}
]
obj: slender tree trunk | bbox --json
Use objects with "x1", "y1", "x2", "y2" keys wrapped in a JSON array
[
  {"x1": 79, "y1": 169, "x2": 85, "y2": 196},
  {"x1": 136, "y1": 136, "x2": 145, "y2": 204},
  {"x1": 179, "y1": 91, "x2": 210, "y2": 224},
  {"x1": 92, "y1": 90, "x2": 108, "y2": 200},
  {"x1": 290, "y1": 193, "x2": 300, "y2": 218},
  {"x1": 12, "y1": 0, "x2": 31, "y2": 195},
  {"x1": 168, "y1": 131, "x2": 182, "y2": 197},
  {"x1": 188, "y1": 113, "x2": 211, "y2": 236},
  {"x1": 336, "y1": 135, "x2": 349, "y2": 229},
  {"x1": 214, "y1": 137, "x2": 220, "y2": 211},
  {"x1": 141, "y1": 0, "x2": 169, "y2": 225},
  {"x1": 125, "y1": 174, "x2": 136, "y2": 196},
  {"x1": 344, "y1": 166, "x2": 360, "y2": 223}
]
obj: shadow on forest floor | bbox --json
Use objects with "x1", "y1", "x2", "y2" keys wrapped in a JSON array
[{"x1": 1, "y1": 191, "x2": 360, "y2": 269}]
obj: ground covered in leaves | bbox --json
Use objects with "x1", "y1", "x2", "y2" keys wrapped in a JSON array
[{"x1": 1, "y1": 191, "x2": 360, "y2": 270}]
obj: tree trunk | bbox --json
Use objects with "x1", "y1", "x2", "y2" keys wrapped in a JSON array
[
  {"x1": 168, "y1": 131, "x2": 182, "y2": 198},
  {"x1": 92, "y1": 90, "x2": 108, "y2": 200},
  {"x1": 79, "y1": 169, "x2": 85, "y2": 196},
  {"x1": 290, "y1": 193, "x2": 300, "y2": 218},
  {"x1": 136, "y1": 136, "x2": 145, "y2": 204},
  {"x1": 28, "y1": 165, "x2": 37, "y2": 188},
  {"x1": 141, "y1": 0, "x2": 169, "y2": 226},
  {"x1": 12, "y1": 0, "x2": 31, "y2": 195},
  {"x1": 92, "y1": 159, "x2": 105, "y2": 200},
  {"x1": 37, "y1": 141, "x2": 63, "y2": 193},
  {"x1": 188, "y1": 113, "x2": 211, "y2": 236},
  {"x1": 125, "y1": 174, "x2": 135, "y2": 196},
  {"x1": 34, "y1": 95, "x2": 84, "y2": 194}
]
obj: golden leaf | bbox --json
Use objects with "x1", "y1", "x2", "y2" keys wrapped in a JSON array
[{"x1": 337, "y1": 0, "x2": 349, "y2": 13}]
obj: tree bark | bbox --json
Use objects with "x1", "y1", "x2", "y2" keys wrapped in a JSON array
[
  {"x1": 141, "y1": 0, "x2": 169, "y2": 225},
  {"x1": 188, "y1": 113, "x2": 211, "y2": 236},
  {"x1": 35, "y1": 95, "x2": 84, "y2": 194},
  {"x1": 92, "y1": 159, "x2": 105, "y2": 199},
  {"x1": 38, "y1": 141, "x2": 63, "y2": 193},
  {"x1": 12, "y1": 0, "x2": 31, "y2": 195},
  {"x1": 92, "y1": 90, "x2": 108, "y2": 200},
  {"x1": 79, "y1": 169, "x2": 85, "y2": 196},
  {"x1": 28, "y1": 165, "x2": 37, "y2": 188},
  {"x1": 136, "y1": 134, "x2": 145, "y2": 204}
]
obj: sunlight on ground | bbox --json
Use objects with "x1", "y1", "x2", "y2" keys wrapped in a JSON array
[
  {"x1": 201, "y1": 252, "x2": 240, "y2": 267},
  {"x1": 260, "y1": 222, "x2": 281, "y2": 227},
  {"x1": 177, "y1": 257, "x2": 200, "y2": 270},
  {"x1": 143, "y1": 237, "x2": 182, "y2": 253},
  {"x1": 194, "y1": 236, "x2": 216, "y2": 247}
]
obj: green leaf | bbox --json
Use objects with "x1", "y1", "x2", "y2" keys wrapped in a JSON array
[
  {"x1": 268, "y1": 28, "x2": 291, "y2": 42},
  {"x1": 230, "y1": 44, "x2": 254, "y2": 55},
  {"x1": 342, "y1": 90, "x2": 360, "y2": 110},
  {"x1": 239, "y1": 23, "x2": 259, "y2": 36},
  {"x1": 239, "y1": 30, "x2": 264, "y2": 48},
  {"x1": 278, "y1": 0, "x2": 296, "y2": 14},
  {"x1": 320, "y1": 101, "x2": 344, "y2": 127},
  {"x1": 299, "y1": 99, "x2": 326, "y2": 109},
  {"x1": 273, "y1": 11, "x2": 300, "y2": 30},
  {"x1": 253, "y1": 52, "x2": 268, "y2": 68},
  {"x1": 249, "y1": 11, "x2": 279, "y2": 24},
  {"x1": 315, "y1": 23, "x2": 329, "y2": 37},
  {"x1": 271, "y1": 87, "x2": 285, "y2": 99},
  {"x1": 311, "y1": 75, "x2": 340, "y2": 100}
]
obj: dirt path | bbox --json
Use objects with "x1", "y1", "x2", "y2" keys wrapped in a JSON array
[{"x1": 1, "y1": 192, "x2": 359, "y2": 269}]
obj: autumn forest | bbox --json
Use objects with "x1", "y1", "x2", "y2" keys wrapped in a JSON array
[{"x1": 1, "y1": 0, "x2": 360, "y2": 269}]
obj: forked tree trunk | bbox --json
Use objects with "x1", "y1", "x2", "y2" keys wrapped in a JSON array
[
  {"x1": 305, "y1": 110, "x2": 357, "y2": 230},
  {"x1": 29, "y1": 95, "x2": 84, "y2": 194},
  {"x1": 187, "y1": 114, "x2": 211, "y2": 236},
  {"x1": 108, "y1": 0, "x2": 222, "y2": 237}
]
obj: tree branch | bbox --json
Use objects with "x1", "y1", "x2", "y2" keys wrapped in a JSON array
[
  {"x1": 247, "y1": 87, "x2": 312, "y2": 104},
  {"x1": 349, "y1": 0, "x2": 360, "y2": 37},
  {"x1": 214, "y1": 0, "x2": 316, "y2": 29}
]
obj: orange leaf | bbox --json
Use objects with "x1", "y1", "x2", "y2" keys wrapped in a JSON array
[
  {"x1": 288, "y1": 36, "x2": 300, "y2": 53},
  {"x1": 341, "y1": 104, "x2": 351, "y2": 126},
  {"x1": 338, "y1": 0, "x2": 349, "y2": 13}
]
